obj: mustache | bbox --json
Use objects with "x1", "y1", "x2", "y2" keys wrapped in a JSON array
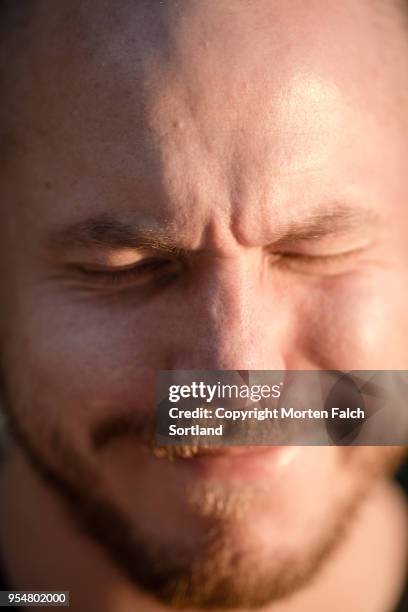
[
  {"x1": 91, "y1": 411, "x2": 155, "y2": 450},
  {"x1": 90, "y1": 370, "x2": 406, "y2": 455},
  {"x1": 90, "y1": 403, "x2": 296, "y2": 459},
  {"x1": 90, "y1": 404, "x2": 277, "y2": 460},
  {"x1": 91, "y1": 411, "x2": 209, "y2": 459}
]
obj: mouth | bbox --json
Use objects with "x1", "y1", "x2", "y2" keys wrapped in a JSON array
[
  {"x1": 153, "y1": 444, "x2": 284, "y2": 458},
  {"x1": 151, "y1": 444, "x2": 299, "y2": 480}
]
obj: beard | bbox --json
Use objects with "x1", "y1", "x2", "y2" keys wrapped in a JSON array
[{"x1": 0, "y1": 392, "x2": 403, "y2": 610}]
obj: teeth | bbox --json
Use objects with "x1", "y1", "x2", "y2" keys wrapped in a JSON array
[{"x1": 152, "y1": 444, "x2": 204, "y2": 459}]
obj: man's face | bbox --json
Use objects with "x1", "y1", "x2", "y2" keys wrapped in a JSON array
[{"x1": 1, "y1": 0, "x2": 407, "y2": 608}]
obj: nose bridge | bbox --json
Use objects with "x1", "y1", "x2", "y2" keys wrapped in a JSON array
[
  {"x1": 172, "y1": 256, "x2": 284, "y2": 371},
  {"x1": 204, "y1": 264, "x2": 252, "y2": 358}
]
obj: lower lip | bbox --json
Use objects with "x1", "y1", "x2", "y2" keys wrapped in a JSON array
[{"x1": 171, "y1": 446, "x2": 299, "y2": 480}]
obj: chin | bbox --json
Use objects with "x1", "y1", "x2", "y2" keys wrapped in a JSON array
[
  {"x1": 110, "y1": 486, "x2": 364, "y2": 610},
  {"x1": 8, "y1": 412, "x2": 398, "y2": 610},
  {"x1": 89, "y1": 448, "x2": 374, "y2": 609}
]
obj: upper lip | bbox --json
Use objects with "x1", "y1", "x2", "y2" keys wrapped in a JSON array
[{"x1": 152, "y1": 445, "x2": 279, "y2": 460}]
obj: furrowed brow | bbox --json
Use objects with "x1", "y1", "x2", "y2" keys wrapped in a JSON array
[
  {"x1": 46, "y1": 206, "x2": 381, "y2": 256},
  {"x1": 47, "y1": 215, "x2": 183, "y2": 254}
]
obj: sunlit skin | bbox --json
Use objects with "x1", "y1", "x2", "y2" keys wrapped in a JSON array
[{"x1": 0, "y1": 1, "x2": 407, "y2": 611}]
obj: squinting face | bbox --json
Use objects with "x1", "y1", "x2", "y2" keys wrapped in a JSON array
[{"x1": 1, "y1": 0, "x2": 408, "y2": 608}]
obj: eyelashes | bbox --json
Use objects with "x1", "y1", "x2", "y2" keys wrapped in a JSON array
[
  {"x1": 73, "y1": 248, "x2": 365, "y2": 289},
  {"x1": 74, "y1": 258, "x2": 179, "y2": 288},
  {"x1": 270, "y1": 247, "x2": 366, "y2": 274}
]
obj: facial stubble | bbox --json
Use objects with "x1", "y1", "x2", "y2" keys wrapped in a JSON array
[{"x1": 0, "y1": 398, "x2": 388, "y2": 610}]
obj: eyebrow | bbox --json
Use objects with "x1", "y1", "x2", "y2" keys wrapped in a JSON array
[
  {"x1": 46, "y1": 206, "x2": 381, "y2": 254},
  {"x1": 47, "y1": 215, "x2": 184, "y2": 255},
  {"x1": 272, "y1": 207, "x2": 380, "y2": 248}
]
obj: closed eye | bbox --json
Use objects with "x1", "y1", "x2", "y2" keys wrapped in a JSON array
[
  {"x1": 271, "y1": 246, "x2": 369, "y2": 274},
  {"x1": 71, "y1": 257, "x2": 180, "y2": 288}
]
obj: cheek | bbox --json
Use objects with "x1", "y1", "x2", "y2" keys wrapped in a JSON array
[
  {"x1": 2, "y1": 292, "x2": 163, "y2": 456},
  {"x1": 299, "y1": 270, "x2": 408, "y2": 369}
]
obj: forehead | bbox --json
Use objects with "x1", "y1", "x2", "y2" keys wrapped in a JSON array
[{"x1": 4, "y1": 0, "x2": 408, "y2": 242}]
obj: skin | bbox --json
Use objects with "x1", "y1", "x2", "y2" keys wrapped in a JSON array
[{"x1": 0, "y1": 0, "x2": 407, "y2": 610}]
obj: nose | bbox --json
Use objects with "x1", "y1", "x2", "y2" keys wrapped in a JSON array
[{"x1": 169, "y1": 254, "x2": 287, "y2": 371}]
